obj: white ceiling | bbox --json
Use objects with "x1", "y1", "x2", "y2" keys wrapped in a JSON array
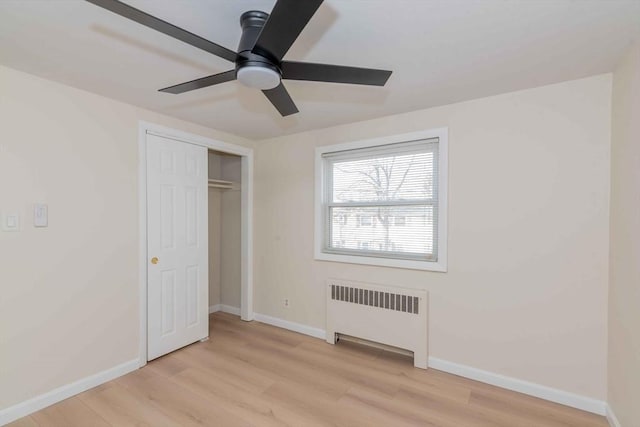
[{"x1": 1, "y1": 0, "x2": 639, "y2": 140}]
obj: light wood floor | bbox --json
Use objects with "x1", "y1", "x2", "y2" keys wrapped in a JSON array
[{"x1": 10, "y1": 312, "x2": 608, "y2": 427}]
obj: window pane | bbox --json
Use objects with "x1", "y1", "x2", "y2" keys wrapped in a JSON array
[
  {"x1": 332, "y1": 151, "x2": 435, "y2": 203},
  {"x1": 329, "y1": 205, "x2": 436, "y2": 258}
]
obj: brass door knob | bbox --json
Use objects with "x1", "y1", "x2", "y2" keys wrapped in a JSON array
[{"x1": 150, "y1": 257, "x2": 159, "y2": 265}]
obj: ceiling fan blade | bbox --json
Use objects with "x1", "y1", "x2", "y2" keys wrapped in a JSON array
[
  {"x1": 262, "y1": 83, "x2": 299, "y2": 116},
  {"x1": 252, "y1": 0, "x2": 324, "y2": 61},
  {"x1": 159, "y1": 70, "x2": 236, "y2": 94},
  {"x1": 85, "y1": 0, "x2": 237, "y2": 63},
  {"x1": 281, "y1": 61, "x2": 392, "y2": 86}
]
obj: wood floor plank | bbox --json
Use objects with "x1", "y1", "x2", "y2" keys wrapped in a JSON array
[
  {"x1": 171, "y1": 367, "x2": 326, "y2": 427},
  {"x1": 11, "y1": 312, "x2": 609, "y2": 427},
  {"x1": 173, "y1": 343, "x2": 276, "y2": 394},
  {"x1": 30, "y1": 397, "x2": 109, "y2": 427},
  {"x1": 262, "y1": 380, "x2": 386, "y2": 427},
  {"x1": 79, "y1": 382, "x2": 181, "y2": 427},
  {"x1": 144, "y1": 351, "x2": 191, "y2": 378},
  {"x1": 393, "y1": 386, "x2": 508, "y2": 427},
  {"x1": 5, "y1": 416, "x2": 39, "y2": 427},
  {"x1": 337, "y1": 386, "x2": 440, "y2": 427},
  {"x1": 468, "y1": 388, "x2": 606, "y2": 427},
  {"x1": 202, "y1": 336, "x2": 352, "y2": 400},
  {"x1": 214, "y1": 315, "x2": 313, "y2": 348},
  {"x1": 116, "y1": 369, "x2": 250, "y2": 427}
]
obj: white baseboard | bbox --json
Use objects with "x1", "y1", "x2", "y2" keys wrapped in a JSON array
[
  {"x1": 606, "y1": 404, "x2": 622, "y2": 427},
  {"x1": 427, "y1": 357, "x2": 606, "y2": 416},
  {"x1": 253, "y1": 313, "x2": 326, "y2": 339},
  {"x1": 0, "y1": 358, "x2": 139, "y2": 426},
  {"x1": 209, "y1": 304, "x2": 241, "y2": 316}
]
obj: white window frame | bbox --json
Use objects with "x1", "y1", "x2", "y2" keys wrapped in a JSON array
[{"x1": 314, "y1": 128, "x2": 448, "y2": 272}]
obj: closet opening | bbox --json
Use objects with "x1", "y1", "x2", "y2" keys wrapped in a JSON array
[{"x1": 208, "y1": 150, "x2": 242, "y2": 317}]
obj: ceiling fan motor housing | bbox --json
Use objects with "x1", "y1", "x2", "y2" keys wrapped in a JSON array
[{"x1": 236, "y1": 11, "x2": 282, "y2": 89}]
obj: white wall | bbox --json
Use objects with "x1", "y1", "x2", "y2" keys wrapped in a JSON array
[
  {"x1": 0, "y1": 65, "x2": 252, "y2": 411},
  {"x1": 253, "y1": 75, "x2": 612, "y2": 400},
  {"x1": 208, "y1": 188, "x2": 222, "y2": 307},
  {"x1": 220, "y1": 154, "x2": 242, "y2": 308},
  {"x1": 221, "y1": 189, "x2": 241, "y2": 309},
  {"x1": 608, "y1": 42, "x2": 640, "y2": 426}
]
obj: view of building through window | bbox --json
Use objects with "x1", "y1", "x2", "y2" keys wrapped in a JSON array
[{"x1": 324, "y1": 140, "x2": 439, "y2": 261}]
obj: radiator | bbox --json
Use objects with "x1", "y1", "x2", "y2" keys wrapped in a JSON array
[{"x1": 326, "y1": 280, "x2": 428, "y2": 369}]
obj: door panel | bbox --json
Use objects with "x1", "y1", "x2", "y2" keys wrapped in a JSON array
[
  {"x1": 147, "y1": 134, "x2": 208, "y2": 360},
  {"x1": 161, "y1": 270, "x2": 176, "y2": 335}
]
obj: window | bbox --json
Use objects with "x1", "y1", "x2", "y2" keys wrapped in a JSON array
[{"x1": 315, "y1": 129, "x2": 447, "y2": 271}]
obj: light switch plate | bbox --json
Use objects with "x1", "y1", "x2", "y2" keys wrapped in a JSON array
[
  {"x1": 3, "y1": 213, "x2": 20, "y2": 231},
  {"x1": 34, "y1": 203, "x2": 48, "y2": 227}
]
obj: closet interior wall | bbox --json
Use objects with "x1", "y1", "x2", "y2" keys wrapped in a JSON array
[{"x1": 208, "y1": 150, "x2": 242, "y2": 312}]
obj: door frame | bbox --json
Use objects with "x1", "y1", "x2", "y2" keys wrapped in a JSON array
[{"x1": 138, "y1": 121, "x2": 254, "y2": 367}]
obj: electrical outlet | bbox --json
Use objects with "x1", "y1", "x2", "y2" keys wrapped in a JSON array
[{"x1": 283, "y1": 298, "x2": 290, "y2": 308}]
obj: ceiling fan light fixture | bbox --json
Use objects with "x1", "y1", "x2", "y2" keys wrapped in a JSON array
[{"x1": 237, "y1": 65, "x2": 281, "y2": 90}]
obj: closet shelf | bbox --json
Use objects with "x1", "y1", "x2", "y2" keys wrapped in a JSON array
[{"x1": 208, "y1": 178, "x2": 237, "y2": 190}]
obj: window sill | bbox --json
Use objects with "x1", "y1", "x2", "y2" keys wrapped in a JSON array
[{"x1": 314, "y1": 251, "x2": 447, "y2": 272}]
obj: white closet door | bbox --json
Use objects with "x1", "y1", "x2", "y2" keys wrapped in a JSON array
[{"x1": 146, "y1": 134, "x2": 208, "y2": 360}]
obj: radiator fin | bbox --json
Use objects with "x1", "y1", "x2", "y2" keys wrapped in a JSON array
[{"x1": 330, "y1": 284, "x2": 420, "y2": 315}]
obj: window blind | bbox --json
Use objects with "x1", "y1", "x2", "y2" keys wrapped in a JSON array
[{"x1": 322, "y1": 138, "x2": 439, "y2": 261}]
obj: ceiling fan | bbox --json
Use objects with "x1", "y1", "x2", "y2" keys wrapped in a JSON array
[{"x1": 85, "y1": 0, "x2": 392, "y2": 116}]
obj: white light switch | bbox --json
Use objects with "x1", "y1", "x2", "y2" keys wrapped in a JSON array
[
  {"x1": 3, "y1": 213, "x2": 20, "y2": 231},
  {"x1": 34, "y1": 204, "x2": 48, "y2": 227}
]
